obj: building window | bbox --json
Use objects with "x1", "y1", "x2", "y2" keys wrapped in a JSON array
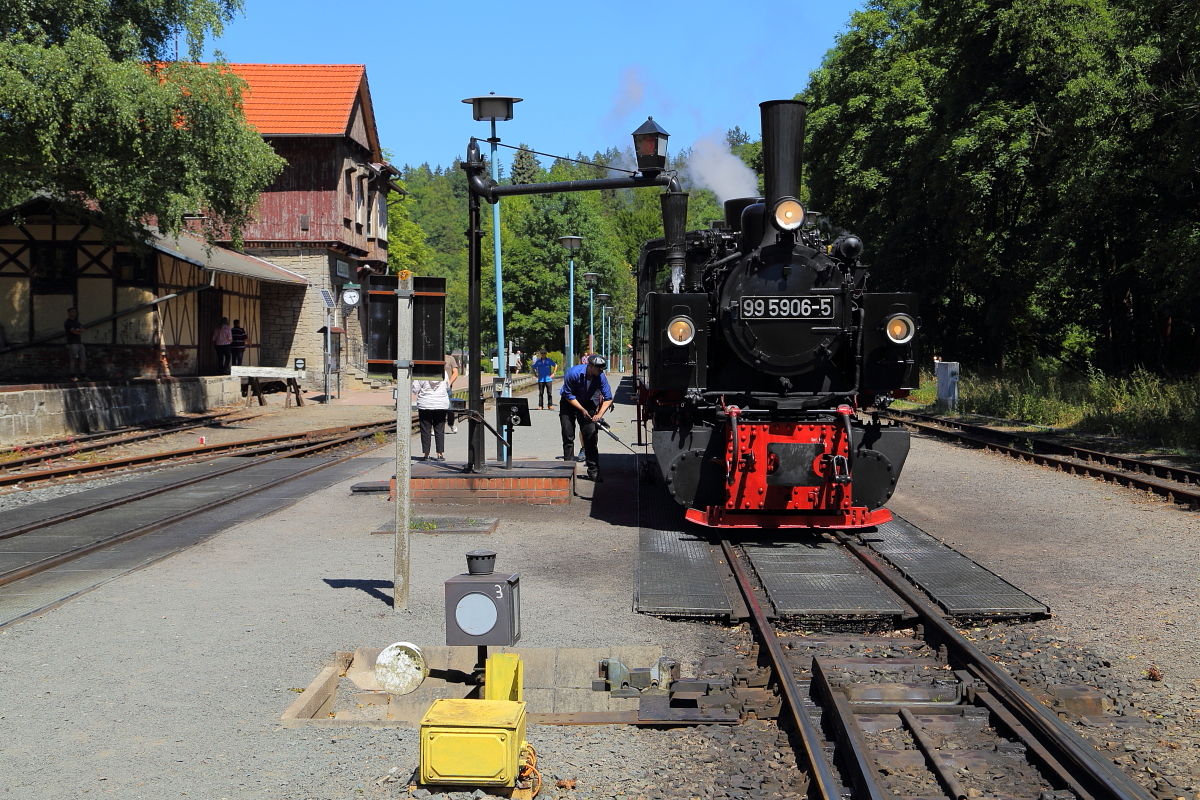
[
  {"x1": 30, "y1": 243, "x2": 77, "y2": 294},
  {"x1": 114, "y1": 250, "x2": 157, "y2": 286}
]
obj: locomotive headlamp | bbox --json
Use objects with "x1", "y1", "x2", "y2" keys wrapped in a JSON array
[
  {"x1": 885, "y1": 313, "x2": 917, "y2": 345},
  {"x1": 770, "y1": 198, "x2": 805, "y2": 231},
  {"x1": 631, "y1": 117, "x2": 670, "y2": 176},
  {"x1": 666, "y1": 316, "x2": 696, "y2": 346}
]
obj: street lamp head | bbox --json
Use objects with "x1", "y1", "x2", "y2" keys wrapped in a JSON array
[
  {"x1": 463, "y1": 92, "x2": 523, "y2": 122},
  {"x1": 597, "y1": 293, "x2": 610, "y2": 303},
  {"x1": 558, "y1": 235, "x2": 583, "y2": 251},
  {"x1": 583, "y1": 272, "x2": 599, "y2": 286},
  {"x1": 631, "y1": 116, "x2": 670, "y2": 176}
]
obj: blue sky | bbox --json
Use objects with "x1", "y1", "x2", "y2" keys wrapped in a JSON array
[{"x1": 206, "y1": 0, "x2": 866, "y2": 172}]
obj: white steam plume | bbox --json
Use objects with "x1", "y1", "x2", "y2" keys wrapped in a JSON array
[{"x1": 683, "y1": 133, "x2": 758, "y2": 204}]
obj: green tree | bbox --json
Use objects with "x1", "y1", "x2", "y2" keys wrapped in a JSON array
[
  {"x1": 509, "y1": 145, "x2": 541, "y2": 185},
  {"x1": 0, "y1": 0, "x2": 283, "y2": 243}
]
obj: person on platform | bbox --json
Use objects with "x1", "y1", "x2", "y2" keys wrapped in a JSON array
[
  {"x1": 230, "y1": 319, "x2": 248, "y2": 366},
  {"x1": 559, "y1": 354, "x2": 613, "y2": 482},
  {"x1": 444, "y1": 351, "x2": 460, "y2": 433},
  {"x1": 63, "y1": 308, "x2": 86, "y2": 381},
  {"x1": 412, "y1": 372, "x2": 450, "y2": 461},
  {"x1": 212, "y1": 317, "x2": 232, "y2": 374},
  {"x1": 533, "y1": 349, "x2": 557, "y2": 410}
]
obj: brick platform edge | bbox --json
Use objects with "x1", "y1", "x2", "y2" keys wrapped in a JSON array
[{"x1": 402, "y1": 461, "x2": 575, "y2": 506}]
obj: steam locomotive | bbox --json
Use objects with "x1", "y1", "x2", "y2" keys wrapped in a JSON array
[{"x1": 634, "y1": 100, "x2": 919, "y2": 530}]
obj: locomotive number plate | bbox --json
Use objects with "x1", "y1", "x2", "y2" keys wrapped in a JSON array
[{"x1": 739, "y1": 296, "x2": 834, "y2": 320}]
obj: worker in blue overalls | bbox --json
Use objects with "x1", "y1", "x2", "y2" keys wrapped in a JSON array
[{"x1": 559, "y1": 354, "x2": 613, "y2": 482}]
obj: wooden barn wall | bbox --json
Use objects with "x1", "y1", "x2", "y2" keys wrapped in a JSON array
[{"x1": 239, "y1": 138, "x2": 339, "y2": 243}]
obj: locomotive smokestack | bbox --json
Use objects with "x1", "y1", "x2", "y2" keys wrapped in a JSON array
[
  {"x1": 660, "y1": 177, "x2": 689, "y2": 291},
  {"x1": 760, "y1": 100, "x2": 807, "y2": 210}
]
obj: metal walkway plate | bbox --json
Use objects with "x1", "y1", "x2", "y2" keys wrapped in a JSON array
[
  {"x1": 871, "y1": 516, "x2": 1048, "y2": 616},
  {"x1": 743, "y1": 538, "x2": 904, "y2": 616},
  {"x1": 636, "y1": 483, "x2": 732, "y2": 617}
]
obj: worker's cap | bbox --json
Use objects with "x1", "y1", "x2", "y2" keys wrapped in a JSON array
[{"x1": 587, "y1": 355, "x2": 607, "y2": 370}]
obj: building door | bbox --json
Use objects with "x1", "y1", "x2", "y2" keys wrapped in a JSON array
[{"x1": 197, "y1": 288, "x2": 224, "y2": 375}]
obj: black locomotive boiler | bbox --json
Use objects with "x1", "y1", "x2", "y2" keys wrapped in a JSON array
[{"x1": 635, "y1": 100, "x2": 919, "y2": 529}]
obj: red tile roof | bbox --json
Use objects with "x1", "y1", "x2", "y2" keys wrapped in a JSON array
[{"x1": 226, "y1": 64, "x2": 365, "y2": 136}]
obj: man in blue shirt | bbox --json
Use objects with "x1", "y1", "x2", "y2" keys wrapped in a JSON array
[
  {"x1": 532, "y1": 349, "x2": 557, "y2": 410},
  {"x1": 559, "y1": 354, "x2": 613, "y2": 482}
]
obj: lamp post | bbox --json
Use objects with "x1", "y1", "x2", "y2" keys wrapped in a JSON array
[
  {"x1": 596, "y1": 293, "x2": 610, "y2": 362},
  {"x1": 463, "y1": 93, "x2": 521, "y2": 399},
  {"x1": 583, "y1": 273, "x2": 599, "y2": 358},
  {"x1": 603, "y1": 306, "x2": 614, "y2": 366},
  {"x1": 615, "y1": 316, "x2": 626, "y2": 372},
  {"x1": 558, "y1": 235, "x2": 582, "y2": 368}
]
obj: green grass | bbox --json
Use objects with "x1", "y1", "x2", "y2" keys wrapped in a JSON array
[{"x1": 943, "y1": 368, "x2": 1200, "y2": 452}]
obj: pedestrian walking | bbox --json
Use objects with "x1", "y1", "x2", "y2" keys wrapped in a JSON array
[
  {"x1": 412, "y1": 373, "x2": 451, "y2": 461},
  {"x1": 230, "y1": 319, "x2": 248, "y2": 366},
  {"x1": 533, "y1": 349, "x2": 557, "y2": 409},
  {"x1": 444, "y1": 351, "x2": 460, "y2": 433},
  {"x1": 559, "y1": 354, "x2": 613, "y2": 482},
  {"x1": 212, "y1": 317, "x2": 232, "y2": 374},
  {"x1": 63, "y1": 308, "x2": 86, "y2": 381}
]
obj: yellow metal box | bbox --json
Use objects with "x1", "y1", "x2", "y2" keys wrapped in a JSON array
[{"x1": 419, "y1": 699, "x2": 527, "y2": 787}]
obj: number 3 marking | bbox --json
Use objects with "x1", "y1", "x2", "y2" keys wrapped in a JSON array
[{"x1": 495, "y1": 584, "x2": 504, "y2": 599}]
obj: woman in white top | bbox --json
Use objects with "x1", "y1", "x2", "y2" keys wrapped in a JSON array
[{"x1": 412, "y1": 374, "x2": 451, "y2": 460}]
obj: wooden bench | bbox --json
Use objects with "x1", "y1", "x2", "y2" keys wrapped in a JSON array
[{"x1": 230, "y1": 367, "x2": 307, "y2": 407}]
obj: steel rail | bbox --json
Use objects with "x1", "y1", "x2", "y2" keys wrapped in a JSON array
[
  {"x1": 0, "y1": 422, "x2": 396, "y2": 543},
  {"x1": 0, "y1": 420, "x2": 395, "y2": 488},
  {"x1": 0, "y1": 412, "x2": 248, "y2": 473},
  {"x1": 720, "y1": 539, "x2": 843, "y2": 800},
  {"x1": 0, "y1": 411, "x2": 236, "y2": 454},
  {"x1": 836, "y1": 535, "x2": 1154, "y2": 800},
  {"x1": 889, "y1": 411, "x2": 1200, "y2": 507},
  {"x1": 0, "y1": 426, "x2": 395, "y2": 589},
  {"x1": 893, "y1": 410, "x2": 1200, "y2": 483}
]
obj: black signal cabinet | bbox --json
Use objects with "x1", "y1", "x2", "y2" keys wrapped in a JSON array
[
  {"x1": 365, "y1": 275, "x2": 446, "y2": 379},
  {"x1": 638, "y1": 293, "x2": 707, "y2": 391}
]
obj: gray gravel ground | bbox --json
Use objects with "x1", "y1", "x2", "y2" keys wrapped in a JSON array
[{"x1": 3, "y1": 390, "x2": 1199, "y2": 799}]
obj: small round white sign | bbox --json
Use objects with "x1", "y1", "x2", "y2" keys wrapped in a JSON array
[{"x1": 455, "y1": 592, "x2": 498, "y2": 636}]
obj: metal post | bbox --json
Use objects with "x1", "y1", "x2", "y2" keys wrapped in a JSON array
[
  {"x1": 393, "y1": 273, "x2": 414, "y2": 611},
  {"x1": 566, "y1": 256, "x2": 575, "y2": 368},
  {"x1": 465, "y1": 142, "x2": 486, "y2": 474},
  {"x1": 588, "y1": 287, "x2": 594, "y2": 356},
  {"x1": 601, "y1": 306, "x2": 608, "y2": 365},
  {"x1": 324, "y1": 310, "x2": 331, "y2": 404},
  {"x1": 490, "y1": 120, "x2": 506, "y2": 402},
  {"x1": 618, "y1": 320, "x2": 624, "y2": 373}
]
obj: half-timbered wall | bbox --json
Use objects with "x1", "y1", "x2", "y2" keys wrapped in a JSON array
[{"x1": 0, "y1": 209, "x2": 263, "y2": 382}]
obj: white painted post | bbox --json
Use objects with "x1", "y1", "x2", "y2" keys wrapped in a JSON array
[
  {"x1": 936, "y1": 360, "x2": 960, "y2": 411},
  {"x1": 394, "y1": 273, "x2": 414, "y2": 611}
]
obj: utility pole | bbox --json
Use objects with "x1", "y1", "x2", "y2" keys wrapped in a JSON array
[{"x1": 393, "y1": 273, "x2": 414, "y2": 610}]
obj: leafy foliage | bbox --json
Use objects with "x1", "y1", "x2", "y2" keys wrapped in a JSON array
[
  {"x1": 802, "y1": 0, "x2": 1200, "y2": 374},
  {"x1": 0, "y1": 0, "x2": 283, "y2": 242}
]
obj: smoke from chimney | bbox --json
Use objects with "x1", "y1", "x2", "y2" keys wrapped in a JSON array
[{"x1": 684, "y1": 134, "x2": 758, "y2": 204}]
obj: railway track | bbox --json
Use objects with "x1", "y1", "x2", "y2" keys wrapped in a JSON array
[
  {"x1": 0, "y1": 421, "x2": 397, "y2": 591},
  {"x1": 721, "y1": 535, "x2": 1154, "y2": 800},
  {"x1": 0, "y1": 419, "x2": 395, "y2": 489},
  {"x1": 0, "y1": 410, "x2": 244, "y2": 473},
  {"x1": 888, "y1": 409, "x2": 1200, "y2": 508}
]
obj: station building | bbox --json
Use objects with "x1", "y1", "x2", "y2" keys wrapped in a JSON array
[{"x1": 0, "y1": 64, "x2": 400, "y2": 442}]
